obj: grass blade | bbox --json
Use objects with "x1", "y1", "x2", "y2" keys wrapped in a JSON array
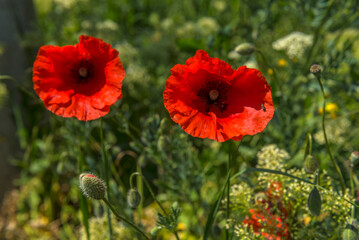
[{"x1": 203, "y1": 168, "x2": 231, "y2": 240}]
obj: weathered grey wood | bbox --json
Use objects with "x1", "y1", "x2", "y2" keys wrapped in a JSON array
[{"x1": 0, "y1": 0, "x2": 35, "y2": 202}]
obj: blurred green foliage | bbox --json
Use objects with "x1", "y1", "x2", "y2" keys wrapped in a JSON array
[{"x1": 1, "y1": 0, "x2": 359, "y2": 239}]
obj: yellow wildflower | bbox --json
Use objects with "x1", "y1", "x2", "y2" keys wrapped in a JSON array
[
  {"x1": 326, "y1": 103, "x2": 338, "y2": 112},
  {"x1": 267, "y1": 68, "x2": 274, "y2": 75},
  {"x1": 278, "y1": 59, "x2": 288, "y2": 67},
  {"x1": 303, "y1": 215, "x2": 311, "y2": 225},
  {"x1": 318, "y1": 103, "x2": 339, "y2": 118},
  {"x1": 177, "y1": 222, "x2": 186, "y2": 231}
]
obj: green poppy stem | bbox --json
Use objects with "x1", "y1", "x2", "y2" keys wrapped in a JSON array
[
  {"x1": 316, "y1": 75, "x2": 346, "y2": 194},
  {"x1": 226, "y1": 141, "x2": 232, "y2": 240},
  {"x1": 102, "y1": 198, "x2": 151, "y2": 240},
  {"x1": 129, "y1": 172, "x2": 180, "y2": 240},
  {"x1": 76, "y1": 121, "x2": 90, "y2": 240},
  {"x1": 100, "y1": 118, "x2": 113, "y2": 239}
]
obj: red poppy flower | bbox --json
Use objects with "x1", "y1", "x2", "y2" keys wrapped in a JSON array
[
  {"x1": 163, "y1": 50, "x2": 274, "y2": 142},
  {"x1": 33, "y1": 35, "x2": 125, "y2": 121}
]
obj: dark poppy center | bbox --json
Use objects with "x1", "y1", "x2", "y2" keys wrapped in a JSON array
[
  {"x1": 70, "y1": 58, "x2": 95, "y2": 84},
  {"x1": 197, "y1": 80, "x2": 229, "y2": 113},
  {"x1": 79, "y1": 67, "x2": 88, "y2": 78},
  {"x1": 209, "y1": 89, "x2": 219, "y2": 101}
]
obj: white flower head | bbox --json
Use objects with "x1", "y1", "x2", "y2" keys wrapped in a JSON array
[{"x1": 272, "y1": 32, "x2": 313, "y2": 59}]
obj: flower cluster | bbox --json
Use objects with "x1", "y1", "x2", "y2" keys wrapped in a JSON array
[
  {"x1": 176, "y1": 17, "x2": 219, "y2": 38},
  {"x1": 242, "y1": 181, "x2": 290, "y2": 240},
  {"x1": 272, "y1": 32, "x2": 313, "y2": 59},
  {"x1": 227, "y1": 145, "x2": 351, "y2": 239},
  {"x1": 313, "y1": 117, "x2": 350, "y2": 145}
]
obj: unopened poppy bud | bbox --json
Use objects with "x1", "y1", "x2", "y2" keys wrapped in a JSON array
[
  {"x1": 234, "y1": 43, "x2": 255, "y2": 55},
  {"x1": 304, "y1": 155, "x2": 319, "y2": 173},
  {"x1": 79, "y1": 173, "x2": 106, "y2": 200},
  {"x1": 127, "y1": 188, "x2": 142, "y2": 209},
  {"x1": 343, "y1": 220, "x2": 358, "y2": 240},
  {"x1": 350, "y1": 151, "x2": 359, "y2": 165},
  {"x1": 310, "y1": 64, "x2": 322, "y2": 76}
]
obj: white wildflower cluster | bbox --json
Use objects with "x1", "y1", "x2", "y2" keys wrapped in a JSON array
[
  {"x1": 256, "y1": 144, "x2": 289, "y2": 169},
  {"x1": 227, "y1": 184, "x2": 251, "y2": 209},
  {"x1": 160, "y1": 18, "x2": 174, "y2": 32},
  {"x1": 96, "y1": 20, "x2": 119, "y2": 32},
  {"x1": 176, "y1": 17, "x2": 219, "y2": 38},
  {"x1": 197, "y1": 17, "x2": 220, "y2": 36},
  {"x1": 234, "y1": 225, "x2": 264, "y2": 240},
  {"x1": 115, "y1": 43, "x2": 139, "y2": 65},
  {"x1": 125, "y1": 64, "x2": 150, "y2": 85},
  {"x1": 228, "y1": 145, "x2": 352, "y2": 239},
  {"x1": 176, "y1": 22, "x2": 197, "y2": 38},
  {"x1": 80, "y1": 215, "x2": 134, "y2": 240},
  {"x1": 213, "y1": 0, "x2": 227, "y2": 12},
  {"x1": 313, "y1": 118, "x2": 350, "y2": 145},
  {"x1": 272, "y1": 32, "x2": 313, "y2": 59}
]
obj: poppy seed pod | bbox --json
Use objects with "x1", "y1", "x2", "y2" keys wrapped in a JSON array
[
  {"x1": 79, "y1": 173, "x2": 106, "y2": 200},
  {"x1": 304, "y1": 155, "x2": 319, "y2": 173},
  {"x1": 127, "y1": 188, "x2": 142, "y2": 209},
  {"x1": 235, "y1": 43, "x2": 255, "y2": 55},
  {"x1": 310, "y1": 64, "x2": 322, "y2": 76},
  {"x1": 342, "y1": 220, "x2": 359, "y2": 240}
]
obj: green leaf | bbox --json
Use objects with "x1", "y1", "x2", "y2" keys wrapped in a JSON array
[
  {"x1": 80, "y1": 194, "x2": 90, "y2": 240},
  {"x1": 203, "y1": 168, "x2": 231, "y2": 240},
  {"x1": 308, "y1": 187, "x2": 322, "y2": 216}
]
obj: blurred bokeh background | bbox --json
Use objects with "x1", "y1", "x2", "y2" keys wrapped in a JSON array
[{"x1": 0, "y1": 0, "x2": 358, "y2": 239}]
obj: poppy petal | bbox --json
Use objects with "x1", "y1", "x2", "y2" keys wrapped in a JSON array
[
  {"x1": 33, "y1": 35, "x2": 125, "y2": 121},
  {"x1": 163, "y1": 50, "x2": 274, "y2": 142}
]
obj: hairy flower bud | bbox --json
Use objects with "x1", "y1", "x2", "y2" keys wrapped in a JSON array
[
  {"x1": 304, "y1": 155, "x2": 319, "y2": 173},
  {"x1": 79, "y1": 173, "x2": 106, "y2": 200},
  {"x1": 235, "y1": 43, "x2": 255, "y2": 55},
  {"x1": 127, "y1": 188, "x2": 142, "y2": 209}
]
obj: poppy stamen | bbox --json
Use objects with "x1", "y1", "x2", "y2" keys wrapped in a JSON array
[
  {"x1": 79, "y1": 67, "x2": 88, "y2": 78},
  {"x1": 209, "y1": 89, "x2": 219, "y2": 101}
]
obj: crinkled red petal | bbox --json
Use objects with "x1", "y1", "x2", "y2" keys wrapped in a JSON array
[
  {"x1": 163, "y1": 49, "x2": 274, "y2": 142},
  {"x1": 32, "y1": 35, "x2": 124, "y2": 121}
]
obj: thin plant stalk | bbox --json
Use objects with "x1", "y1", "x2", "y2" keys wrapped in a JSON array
[
  {"x1": 316, "y1": 75, "x2": 346, "y2": 193},
  {"x1": 129, "y1": 172, "x2": 180, "y2": 240},
  {"x1": 77, "y1": 129, "x2": 90, "y2": 240},
  {"x1": 102, "y1": 198, "x2": 151, "y2": 240},
  {"x1": 226, "y1": 141, "x2": 231, "y2": 240},
  {"x1": 100, "y1": 118, "x2": 113, "y2": 239},
  {"x1": 130, "y1": 172, "x2": 167, "y2": 215}
]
